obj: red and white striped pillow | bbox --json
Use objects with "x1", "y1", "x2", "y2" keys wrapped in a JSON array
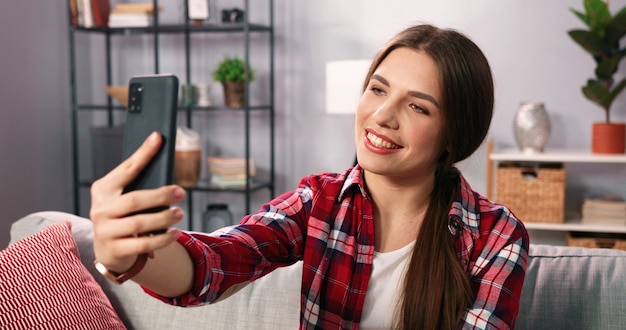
[{"x1": 0, "y1": 221, "x2": 126, "y2": 329}]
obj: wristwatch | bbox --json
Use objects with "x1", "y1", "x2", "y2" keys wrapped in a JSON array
[{"x1": 94, "y1": 253, "x2": 149, "y2": 285}]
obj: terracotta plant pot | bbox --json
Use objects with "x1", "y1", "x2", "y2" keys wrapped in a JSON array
[
  {"x1": 222, "y1": 81, "x2": 245, "y2": 108},
  {"x1": 592, "y1": 122, "x2": 626, "y2": 154}
]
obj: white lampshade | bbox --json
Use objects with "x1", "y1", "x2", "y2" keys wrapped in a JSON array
[{"x1": 325, "y1": 60, "x2": 371, "y2": 114}]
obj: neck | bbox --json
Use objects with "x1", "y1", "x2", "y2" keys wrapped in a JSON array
[{"x1": 364, "y1": 170, "x2": 434, "y2": 252}]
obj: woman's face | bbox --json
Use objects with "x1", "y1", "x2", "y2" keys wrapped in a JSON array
[{"x1": 355, "y1": 47, "x2": 446, "y2": 181}]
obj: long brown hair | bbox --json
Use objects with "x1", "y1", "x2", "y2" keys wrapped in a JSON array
[{"x1": 362, "y1": 24, "x2": 494, "y2": 329}]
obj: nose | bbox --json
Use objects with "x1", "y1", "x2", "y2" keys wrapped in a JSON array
[{"x1": 372, "y1": 99, "x2": 400, "y2": 129}]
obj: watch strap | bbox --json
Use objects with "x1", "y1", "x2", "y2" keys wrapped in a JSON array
[{"x1": 94, "y1": 253, "x2": 149, "y2": 285}]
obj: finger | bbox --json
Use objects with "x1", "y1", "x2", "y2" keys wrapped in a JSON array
[
  {"x1": 117, "y1": 185, "x2": 185, "y2": 219},
  {"x1": 99, "y1": 206, "x2": 185, "y2": 240},
  {"x1": 114, "y1": 228, "x2": 182, "y2": 257},
  {"x1": 96, "y1": 228, "x2": 182, "y2": 269},
  {"x1": 93, "y1": 131, "x2": 162, "y2": 195}
]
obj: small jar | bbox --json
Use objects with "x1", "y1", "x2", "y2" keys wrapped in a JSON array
[
  {"x1": 202, "y1": 203, "x2": 234, "y2": 233},
  {"x1": 174, "y1": 127, "x2": 201, "y2": 187}
]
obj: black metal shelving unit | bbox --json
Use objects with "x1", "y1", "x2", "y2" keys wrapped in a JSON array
[{"x1": 67, "y1": 0, "x2": 275, "y2": 230}]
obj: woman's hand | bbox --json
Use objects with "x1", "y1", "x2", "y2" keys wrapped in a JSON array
[{"x1": 90, "y1": 131, "x2": 186, "y2": 274}]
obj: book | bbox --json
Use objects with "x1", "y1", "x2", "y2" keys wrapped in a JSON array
[
  {"x1": 582, "y1": 208, "x2": 626, "y2": 219},
  {"x1": 211, "y1": 173, "x2": 248, "y2": 181},
  {"x1": 75, "y1": 0, "x2": 84, "y2": 26},
  {"x1": 107, "y1": 2, "x2": 161, "y2": 28},
  {"x1": 207, "y1": 156, "x2": 256, "y2": 176},
  {"x1": 81, "y1": 0, "x2": 93, "y2": 27},
  {"x1": 210, "y1": 173, "x2": 251, "y2": 188},
  {"x1": 69, "y1": 0, "x2": 79, "y2": 26},
  {"x1": 108, "y1": 13, "x2": 153, "y2": 28},
  {"x1": 112, "y1": 3, "x2": 159, "y2": 14},
  {"x1": 582, "y1": 199, "x2": 626, "y2": 211},
  {"x1": 90, "y1": 0, "x2": 110, "y2": 27},
  {"x1": 581, "y1": 216, "x2": 625, "y2": 225},
  {"x1": 581, "y1": 194, "x2": 626, "y2": 224}
]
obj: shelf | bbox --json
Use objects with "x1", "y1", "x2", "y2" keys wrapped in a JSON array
[
  {"x1": 188, "y1": 180, "x2": 273, "y2": 192},
  {"x1": 76, "y1": 104, "x2": 126, "y2": 111},
  {"x1": 72, "y1": 23, "x2": 272, "y2": 35},
  {"x1": 490, "y1": 148, "x2": 626, "y2": 163},
  {"x1": 76, "y1": 104, "x2": 273, "y2": 112},
  {"x1": 525, "y1": 219, "x2": 626, "y2": 233},
  {"x1": 69, "y1": 0, "x2": 276, "y2": 230},
  {"x1": 80, "y1": 179, "x2": 273, "y2": 193},
  {"x1": 184, "y1": 105, "x2": 273, "y2": 112},
  {"x1": 488, "y1": 146, "x2": 626, "y2": 239}
]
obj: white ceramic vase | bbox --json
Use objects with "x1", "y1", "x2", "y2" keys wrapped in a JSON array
[{"x1": 514, "y1": 102, "x2": 551, "y2": 153}]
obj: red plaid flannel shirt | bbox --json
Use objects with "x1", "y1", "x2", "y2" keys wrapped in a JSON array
[{"x1": 145, "y1": 166, "x2": 529, "y2": 329}]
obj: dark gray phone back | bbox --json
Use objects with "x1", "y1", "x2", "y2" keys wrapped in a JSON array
[{"x1": 121, "y1": 74, "x2": 179, "y2": 194}]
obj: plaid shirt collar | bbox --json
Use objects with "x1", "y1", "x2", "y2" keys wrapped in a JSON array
[{"x1": 338, "y1": 165, "x2": 481, "y2": 240}]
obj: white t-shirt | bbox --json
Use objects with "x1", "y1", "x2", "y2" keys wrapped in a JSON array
[{"x1": 360, "y1": 241, "x2": 415, "y2": 329}]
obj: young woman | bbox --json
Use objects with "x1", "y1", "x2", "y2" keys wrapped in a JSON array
[{"x1": 90, "y1": 24, "x2": 529, "y2": 329}]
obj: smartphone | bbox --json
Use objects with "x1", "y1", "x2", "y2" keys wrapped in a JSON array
[{"x1": 121, "y1": 74, "x2": 179, "y2": 234}]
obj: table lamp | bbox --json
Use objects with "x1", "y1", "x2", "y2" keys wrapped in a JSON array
[
  {"x1": 326, "y1": 60, "x2": 370, "y2": 165},
  {"x1": 325, "y1": 60, "x2": 371, "y2": 115}
]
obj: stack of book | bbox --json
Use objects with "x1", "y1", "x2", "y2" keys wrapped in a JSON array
[
  {"x1": 108, "y1": 3, "x2": 160, "y2": 28},
  {"x1": 69, "y1": 0, "x2": 110, "y2": 28},
  {"x1": 207, "y1": 156, "x2": 256, "y2": 188},
  {"x1": 581, "y1": 195, "x2": 626, "y2": 225}
]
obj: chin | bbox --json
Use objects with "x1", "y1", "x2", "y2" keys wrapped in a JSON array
[{"x1": 356, "y1": 155, "x2": 388, "y2": 173}]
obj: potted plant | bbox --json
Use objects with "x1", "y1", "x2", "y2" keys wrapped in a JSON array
[
  {"x1": 212, "y1": 56, "x2": 255, "y2": 108},
  {"x1": 568, "y1": 0, "x2": 626, "y2": 153}
]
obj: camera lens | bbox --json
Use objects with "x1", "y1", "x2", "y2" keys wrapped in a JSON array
[{"x1": 128, "y1": 83, "x2": 143, "y2": 112}]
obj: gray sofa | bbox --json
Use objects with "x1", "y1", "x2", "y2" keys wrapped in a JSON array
[{"x1": 8, "y1": 211, "x2": 626, "y2": 329}]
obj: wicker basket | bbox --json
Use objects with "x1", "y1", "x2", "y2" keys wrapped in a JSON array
[
  {"x1": 496, "y1": 162, "x2": 565, "y2": 223},
  {"x1": 567, "y1": 232, "x2": 626, "y2": 251}
]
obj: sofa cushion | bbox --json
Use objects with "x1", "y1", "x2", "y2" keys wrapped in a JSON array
[
  {"x1": 0, "y1": 221, "x2": 126, "y2": 330},
  {"x1": 518, "y1": 244, "x2": 626, "y2": 329}
]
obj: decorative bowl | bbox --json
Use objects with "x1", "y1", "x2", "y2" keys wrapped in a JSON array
[{"x1": 105, "y1": 85, "x2": 129, "y2": 107}]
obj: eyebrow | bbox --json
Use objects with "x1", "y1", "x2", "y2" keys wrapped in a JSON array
[{"x1": 371, "y1": 74, "x2": 440, "y2": 108}]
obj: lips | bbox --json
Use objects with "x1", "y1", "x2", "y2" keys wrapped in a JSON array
[{"x1": 366, "y1": 131, "x2": 401, "y2": 149}]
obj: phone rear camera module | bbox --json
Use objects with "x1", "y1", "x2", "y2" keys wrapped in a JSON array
[{"x1": 128, "y1": 83, "x2": 143, "y2": 112}]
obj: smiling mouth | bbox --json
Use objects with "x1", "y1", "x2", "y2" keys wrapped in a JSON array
[{"x1": 366, "y1": 132, "x2": 401, "y2": 149}]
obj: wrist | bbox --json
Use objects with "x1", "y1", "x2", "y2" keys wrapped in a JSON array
[{"x1": 94, "y1": 253, "x2": 149, "y2": 285}]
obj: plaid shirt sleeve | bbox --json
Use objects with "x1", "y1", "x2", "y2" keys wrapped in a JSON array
[
  {"x1": 457, "y1": 194, "x2": 530, "y2": 329},
  {"x1": 142, "y1": 186, "x2": 313, "y2": 306}
]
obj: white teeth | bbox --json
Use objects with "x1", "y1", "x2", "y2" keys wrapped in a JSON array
[{"x1": 367, "y1": 132, "x2": 400, "y2": 149}]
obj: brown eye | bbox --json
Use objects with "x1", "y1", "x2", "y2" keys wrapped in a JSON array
[
  {"x1": 410, "y1": 104, "x2": 429, "y2": 115},
  {"x1": 370, "y1": 87, "x2": 385, "y2": 95}
]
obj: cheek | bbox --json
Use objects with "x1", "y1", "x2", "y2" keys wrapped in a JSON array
[
  {"x1": 354, "y1": 99, "x2": 366, "y2": 141},
  {"x1": 354, "y1": 97, "x2": 370, "y2": 126},
  {"x1": 356, "y1": 91, "x2": 381, "y2": 115},
  {"x1": 410, "y1": 122, "x2": 445, "y2": 149},
  {"x1": 429, "y1": 128, "x2": 448, "y2": 157}
]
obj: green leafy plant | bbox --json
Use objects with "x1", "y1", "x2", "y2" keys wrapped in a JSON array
[
  {"x1": 568, "y1": 0, "x2": 626, "y2": 123},
  {"x1": 212, "y1": 56, "x2": 255, "y2": 83}
]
